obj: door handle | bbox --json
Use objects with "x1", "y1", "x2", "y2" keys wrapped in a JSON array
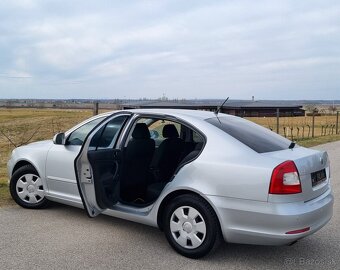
[{"x1": 112, "y1": 161, "x2": 119, "y2": 179}]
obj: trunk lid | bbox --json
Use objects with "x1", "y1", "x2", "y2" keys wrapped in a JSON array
[{"x1": 262, "y1": 146, "x2": 330, "y2": 203}]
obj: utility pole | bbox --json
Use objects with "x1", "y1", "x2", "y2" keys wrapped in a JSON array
[
  {"x1": 336, "y1": 111, "x2": 339, "y2": 135},
  {"x1": 276, "y1": 108, "x2": 280, "y2": 134},
  {"x1": 93, "y1": 102, "x2": 99, "y2": 116},
  {"x1": 312, "y1": 110, "x2": 316, "y2": 138}
]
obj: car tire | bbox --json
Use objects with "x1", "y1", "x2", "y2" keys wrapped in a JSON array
[
  {"x1": 163, "y1": 194, "x2": 221, "y2": 259},
  {"x1": 10, "y1": 164, "x2": 50, "y2": 209}
]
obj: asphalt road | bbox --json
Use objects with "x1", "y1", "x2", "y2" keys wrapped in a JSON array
[{"x1": 0, "y1": 141, "x2": 339, "y2": 270}]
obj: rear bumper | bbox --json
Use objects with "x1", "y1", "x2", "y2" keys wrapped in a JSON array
[{"x1": 208, "y1": 188, "x2": 333, "y2": 245}]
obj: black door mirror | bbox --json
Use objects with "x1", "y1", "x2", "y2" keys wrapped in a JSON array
[{"x1": 53, "y1": 133, "x2": 66, "y2": 145}]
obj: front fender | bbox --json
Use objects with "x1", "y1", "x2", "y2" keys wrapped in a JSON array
[{"x1": 7, "y1": 142, "x2": 53, "y2": 189}]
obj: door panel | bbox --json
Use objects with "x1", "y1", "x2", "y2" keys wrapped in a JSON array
[
  {"x1": 75, "y1": 114, "x2": 130, "y2": 217},
  {"x1": 87, "y1": 149, "x2": 122, "y2": 209},
  {"x1": 45, "y1": 116, "x2": 107, "y2": 200},
  {"x1": 45, "y1": 145, "x2": 81, "y2": 201}
]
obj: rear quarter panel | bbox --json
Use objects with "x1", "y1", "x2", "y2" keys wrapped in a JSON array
[{"x1": 169, "y1": 118, "x2": 280, "y2": 202}]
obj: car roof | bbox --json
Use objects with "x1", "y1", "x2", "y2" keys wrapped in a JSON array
[{"x1": 117, "y1": 108, "x2": 229, "y2": 121}]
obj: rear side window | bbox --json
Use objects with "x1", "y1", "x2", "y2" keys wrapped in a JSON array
[{"x1": 206, "y1": 117, "x2": 291, "y2": 153}]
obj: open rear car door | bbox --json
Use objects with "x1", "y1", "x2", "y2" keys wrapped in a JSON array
[{"x1": 75, "y1": 113, "x2": 130, "y2": 217}]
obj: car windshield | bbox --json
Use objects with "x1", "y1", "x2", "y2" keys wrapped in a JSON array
[{"x1": 206, "y1": 116, "x2": 292, "y2": 153}]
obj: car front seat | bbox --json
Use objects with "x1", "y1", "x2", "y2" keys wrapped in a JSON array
[
  {"x1": 121, "y1": 123, "x2": 155, "y2": 202},
  {"x1": 151, "y1": 124, "x2": 184, "y2": 183}
]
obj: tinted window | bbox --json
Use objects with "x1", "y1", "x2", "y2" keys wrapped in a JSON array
[
  {"x1": 206, "y1": 117, "x2": 291, "y2": 153},
  {"x1": 192, "y1": 130, "x2": 204, "y2": 144},
  {"x1": 90, "y1": 115, "x2": 128, "y2": 149},
  {"x1": 67, "y1": 117, "x2": 105, "y2": 146}
]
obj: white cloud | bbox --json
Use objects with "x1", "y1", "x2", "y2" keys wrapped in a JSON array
[
  {"x1": 0, "y1": 70, "x2": 32, "y2": 78},
  {"x1": 257, "y1": 57, "x2": 340, "y2": 71},
  {"x1": 90, "y1": 51, "x2": 190, "y2": 78},
  {"x1": 1, "y1": 0, "x2": 37, "y2": 9},
  {"x1": 0, "y1": 0, "x2": 339, "y2": 99}
]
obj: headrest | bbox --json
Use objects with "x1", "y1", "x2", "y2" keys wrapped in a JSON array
[
  {"x1": 162, "y1": 124, "x2": 179, "y2": 138},
  {"x1": 132, "y1": 123, "x2": 150, "y2": 139}
]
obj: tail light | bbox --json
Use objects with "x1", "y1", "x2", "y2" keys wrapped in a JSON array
[{"x1": 269, "y1": 160, "x2": 302, "y2": 194}]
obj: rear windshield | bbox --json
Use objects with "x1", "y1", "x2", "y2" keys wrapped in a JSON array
[{"x1": 206, "y1": 117, "x2": 291, "y2": 153}]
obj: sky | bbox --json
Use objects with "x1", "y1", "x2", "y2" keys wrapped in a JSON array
[{"x1": 0, "y1": 0, "x2": 339, "y2": 100}]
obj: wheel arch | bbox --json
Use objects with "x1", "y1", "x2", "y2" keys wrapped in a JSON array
[
  {"x1": 12, "y1": 160, "x2": 40, "y2": 177},
  {"x1": 156, "y1": 189, "x2": 223, "y2": 234},
  {"x1": 9, "y1": 159, "x2": 50, "y2": 209}
]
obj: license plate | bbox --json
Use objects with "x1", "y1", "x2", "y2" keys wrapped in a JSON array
[{"x1": 311, "y1": 169, "x2": 327, "y2": 187}]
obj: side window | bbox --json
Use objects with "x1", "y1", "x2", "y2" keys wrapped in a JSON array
[
  {"x1": 129, "y1": 118, "x2": 203, "y2": 148},
  {"x1": 90, "y1": 115, "x2": 128, "y2": 150},
  {"x1": 206, "y1": 117, "x2": 291, "y2": 153},
  {"x1": 148, "y1": 119, "x2": 181, "y2": 146},
  {"x1": 67, "y1": 117, "x2": 105, "y2": 146},
  {"x1": 192, "y1": 130, "x2": 204, "y2": 144}
]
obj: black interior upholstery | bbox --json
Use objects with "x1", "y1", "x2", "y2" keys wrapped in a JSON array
[
  {"x1": 162, "y1": 124, "x2": 179, "y2": 138},
  {"x1": 120, "y1": 123, "x2": 155, "y2": 202},
  {"x1": 146, "y1": 182, "x2": 167, "y2": 202},
  {"x1": 178, "y1": 148, "x2": 201, "y2": 168},
  {"x1": 146, "y1": 142, "x2": 203, "y2": 201},
  {"x1": 118, "y1": 121, "x2": 204, "y2": 204},
  {"x1": 131, "y1": 123, "x2": 151, "y2": 139},
  {"x1": 151, "y1": 124, "x2": 184, "y2": 183}
]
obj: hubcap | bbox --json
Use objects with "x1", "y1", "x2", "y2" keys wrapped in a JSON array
[
  {"x1": 27, "y1": 185, "x2": 35, "y2": 193},
  {"x1": 170, "y1": 206, "x2": 207, "y2": 249},
  {"x1": 183, "y1": 222, "x2": 193, "y2": 233},
  {"x1": 16, "y1": 174, "x2": 44, "y2": 204}
]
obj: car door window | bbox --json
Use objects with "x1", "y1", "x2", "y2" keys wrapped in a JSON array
[
  {"x1": 67, "y1": 117, "x2": 105, "y2": 146},
  {"x1": 89, "y1": 115, "x2": 129, "y2": 150},
  {"x1": 147, "y1": 119, "x2": 181, "y2": 147}
]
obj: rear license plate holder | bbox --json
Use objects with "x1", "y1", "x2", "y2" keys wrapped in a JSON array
[{"x1": 311, "y1": 169, "x2": 327, "y2": 187}]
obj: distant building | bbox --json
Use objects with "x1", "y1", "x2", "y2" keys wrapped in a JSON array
[{"x1": 122, "y1": 100, "x2": 305, "y2": 117}]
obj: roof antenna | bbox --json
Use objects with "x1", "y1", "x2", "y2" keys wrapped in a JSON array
[
  {"x1": 214, "y1": 97, "x2": 229, "y2": 124},
  {"x1": 214, "y1": 97, "x2": 229, "y2": 115}
]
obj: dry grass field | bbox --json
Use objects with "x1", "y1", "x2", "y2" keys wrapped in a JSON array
[
  {"x1": 247, "y1": 114, "x2": 339, "y2": 138},
  {"x1": 0, "y1": 108, "x2": 339, "y2": 206},
  {"x1": 0, "y1": 108, "x2": 92, "y2": 206},
  {"x1": 248, "y1": 115, "x2": 340, "y2": 147}
]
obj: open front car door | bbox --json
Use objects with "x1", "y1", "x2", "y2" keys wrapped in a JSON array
[{"x1": 75, "y1": 113, "x2": 130, "y2": 217}]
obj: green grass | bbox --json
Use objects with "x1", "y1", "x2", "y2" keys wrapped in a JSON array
[{"x1": 296, "y1": 134, "x2": 340, "y2": 148}]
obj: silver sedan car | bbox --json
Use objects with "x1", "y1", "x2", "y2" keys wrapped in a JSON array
[{"x1": 7, "y1": 109, "x2": 333, "y2": 258}]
